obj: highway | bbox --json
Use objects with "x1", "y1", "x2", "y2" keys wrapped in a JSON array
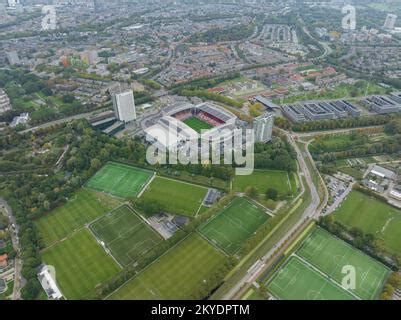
[{"x1": 222, "y1": 130, "x2": 324, "y2": 300}]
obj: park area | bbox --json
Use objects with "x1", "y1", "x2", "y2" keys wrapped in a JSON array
[
  {"x1": 108, "y1": 234, "x2": 225, "y2": 299},
  {"x1": 333, "y1": 191, "x2": 401, "y2": 256},
  {"x1": 266, "y1": 227, "x2": 389, "y2": 300},
  {"x1": 86, "y1": 162, "x2": 154, "y2": 198},
  {"x1": 140, "y1": 177, "x2": 208, "y2": 217},
  {"x1": 41, "y1": 229, "x2": 120, "y2": 299},
  {"x1": 35, "y1": 189, "x2": 121, "y2": 247},
  {"x1": 232, "y1": 169, "x2": 296, "y2": 197},
  {"x1": 198, "y1": 197, "x2": 270, "y2": 255},
  {"x1": 89, "y1": 205, "x2": 162, "y2": 266},
  {"x1": 183, "y1": 116, "x2": 213, "y2": 133}
]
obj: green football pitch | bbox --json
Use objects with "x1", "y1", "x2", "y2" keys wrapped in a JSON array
[
  {"x1": 140, "y1": 177, "x2": 208, "y2": 217},
  {"x1": 35, "y1": 189, "x2": 122, "y2": 247},
  {"x1": 333, "y1": 190, "x2": 401, "y2": 256},
  {"x1": 183, "y1": 116, "x2": 213, "y2": 133},
  {"x1": 297, "y1": 228, "x2": 389, "y2": 300},
  {"x1": 86, "y1": 162, "x2": 154, "y2": 198},
  {"x1": 198, "y1": 197, "x2": 269, "y2": 255},
  {"x1": 267, "y1": 256, "x2": 355, "y2": 300},
  {"x1": 108, "y1": 234, "x2": 225, "y2": 299},
  {"x1": 41, "y1": 229, "x2": 120, "y2": 299},
  {"x1": 232, "y1": 170, "x2": 296, "y2": 196},
  {"x1": 89, "y1": 205, "x2": 162, "y2": 266}
]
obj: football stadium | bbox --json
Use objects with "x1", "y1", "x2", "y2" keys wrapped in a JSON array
[{"x1": 144, "y1": 102, "x2": 238, "y2": 152}]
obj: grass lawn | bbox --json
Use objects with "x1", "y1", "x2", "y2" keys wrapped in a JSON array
[
  {"x1": 0, "y1": 280, "x2": 13, "y2": 300},
  {"x1": 108, "y1": 234, "x2": 226, "y2": 299},
  {"x1": 140, "y1": 177, "x2": 208, "y2": 217},
  {"x1": 267, "y1": 256, "x2": 355, "y2": 300},
  {"x1": 232, "y1": 169, "x2": 294, "y2": 196},
  {"x1": 198, "y1": 197, "x2": 270, "y2": 255},
  {"x1": 90, "y1": 205, "x2": 162, "y2": 266},
  {"x1": 35, "y1": 189, "x2": 121, "y2": 247},
  {"x1": 333, "y1": 191, "x2": 401, "y2": 256},
  {"x1": 297, "y1": 227, "x2": 389, "y2": 300},
  {"x1": 183, "y1": 116, "x2": 213, "y2": 133},
  {"x1": 41, "y1": 229, "x2": 120, "y2": 299},
  {"x1": 86, "y1": 162, "x2": 154, "y2": 198}
]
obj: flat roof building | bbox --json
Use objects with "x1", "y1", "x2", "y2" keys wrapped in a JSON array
[
  {"x1": 253, "y1": 112, "x2": 274, "y2": 143},
  {"x1": 112, "y1": 90, "x2": 136, "y2": 123}
]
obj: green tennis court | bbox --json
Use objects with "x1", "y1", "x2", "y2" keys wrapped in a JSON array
[
  {"x1": 86, "y1": 162, "x2": 154, "y2": 198},
  {"x1": 267, "y1": 256, "x2": 355, "y2": 300},
  {"x1": 198, "y1": 197, "x2": 269, "y2": 255}
]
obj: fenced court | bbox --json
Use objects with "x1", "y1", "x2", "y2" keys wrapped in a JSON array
[
  {"x1": 90, "y1": 205, "x2": 162, "y2": 266},
  {"x1": 86, "y1": 162, "x2": 154, "y2": 198},
  {"x1": 198, "y1": 197, "x2": 270, "y2": 255},
  {"x1": 297, "y1": 227, "x2": 389, "y2": 300},
  {"x1": 267, "y1": 256, "x2": 355, "y2": 300}
]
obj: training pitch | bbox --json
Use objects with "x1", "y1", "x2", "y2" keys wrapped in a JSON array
[
  {"x1": 183, "y1": 116, "x2": 213, "y2": 133},
  {"x1": 267, "y1": 227, "x2": 389, "y2": 300},
  {"x1": 297, "y1": 227, "x2": 389, "y2": 300},
  {"x1": 140, "y1": 177, "x2": 208, "y2": 217},
  {"x1": 108, "y1": 234, "x2": 225, "y2": 299},
  {"x1": 35, "y1": 189, "x2": 121, "y2": 247},
  {"x1": 268, "y1": 256, "x2": 355, "y2": 300},
  {"x1": 232, "y1": 169, "x2": 296, "y2": 196},
  {"x1": 41, "y1": 229, "x2": 120, "y2": 299},
  {"x1": 198, "y1": 197, "x2": 269, "y2": 255},
  {"x1": 333, "y1": 190, "x2": 401, "y2": 256},
  {"x1": 86, "y1": 162, "x2": 154, "y2": 198},
  {"x1": 90, "y1": 205, "x2": 162, "y2": 266}
]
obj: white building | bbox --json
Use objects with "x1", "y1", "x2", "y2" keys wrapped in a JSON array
[
  {"x1": 384, "y1": 14, "x2": 397, "y2": 31},
  {"x1": 253, "y1": 112, "x2": 274, "y2": 143},
  {"x1": 6, "y1": 51, "x2": 21, "y2": 65},
  {"x1": 10, "y1": 113, "x2": 29, "y2": 127},
  {"x1": 37, "y1": 265, "x2": 63, "y2": 300},
  {"x1": 0, "y1": 89, "x2": 11, "y2": 114},
  {"x1": 111, "y1": 90, "x2": 136, "y2": 123}
]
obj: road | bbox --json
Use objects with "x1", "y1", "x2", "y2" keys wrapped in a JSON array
[
  {"x1": 298, "y1": 18, "x2": 332, "y2": 60},
  {"x1": 222, "y1": 130, "x2": 323, "y2": 300},
  {"x1": 0, "y1": 198, "x2": 22, "y2": 300}
]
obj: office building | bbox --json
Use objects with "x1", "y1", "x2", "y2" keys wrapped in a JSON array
[
  {"x1": 384, "y1": 14, "x2": 397, "y2": 30},
  {"x1": 111, "y1": 90, "x2": 136, "y2": 123},
  {"x1": 253, "y1": 112, "x2": 274, "y2": 143},
  {"x1": 0, "y1": 89, "x2": 11, "y2": 114}
]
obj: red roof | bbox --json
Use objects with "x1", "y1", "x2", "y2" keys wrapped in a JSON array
[{"x1": 0, "y1": 254, "x2": 7, "y2": 263}]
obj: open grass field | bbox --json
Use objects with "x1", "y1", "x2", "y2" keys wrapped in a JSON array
[
  {"x1": 267, "y1": 256, "x2": 355, "y2": 300},
  {"x1": 333, "y1": 191, "x2": 401, "y2": 256},
  {"x1": 198, "y1": 197, "x2": 269, "y2": 255},
  {"x1": 297, "y1": 227, "x2": 389, "y2": 300},
  {"x1": 140, "y1": 177, "x2": 208, "y2": 217},
  {"x1": 35, "y1": 189, "x2": 122, "y2": 247},
  {"x1": 232, "y1": 169, "x2": 295, "y2": 196},
  {"x1": 108, "y1": 234, "x2": 225, "y2": 299},
  {"x1": 41, "y1": 229, "x2": 120, "y2": 299},
  {"x1": 183, "y1": 116, "x2": 213, "y2": 133},
  {"x1": 86, "y1": 162, "x2": 154, "y2": 198},
  {"x1": 89, "y1": 205, "x2": 162, "y2": 266}
]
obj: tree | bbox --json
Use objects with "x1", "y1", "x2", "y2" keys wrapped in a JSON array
[
  {"x1": 245, "y1": 186, "x2": 258, "y2": 199},
  {"x1": 265, "y1": 188, "x2": 278, "y2": 201},
  {"x1": 62, "y1": 94, "x2": 75, "y2": 104}
]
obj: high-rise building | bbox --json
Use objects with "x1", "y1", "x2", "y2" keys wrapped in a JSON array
[
  {"x1": 384, "y1": 14, "x2": 397, "y2": 30},
  {"x1": 111, "y1": 90, "x2": 136, "y2": 123},
  {"x1": 6, "y1": 50, "x2": 21, "y2": 65},
  {"x1": 253, "y1": 113, "x2": 274, "y2": 143}
]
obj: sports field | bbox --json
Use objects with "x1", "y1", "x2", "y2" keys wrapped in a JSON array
[
  {"x1": 86, "y1": 162, "x2": 154, "y2": 198},
  {"x1": 232, "y1": 169, "x2": 295, "y2": 196},
  {"x1": 41, "y1": 229, "x2": 120, "y2": 299},
  {"x1": 333, "y1": 190, "x2": 401, "y2": 256},
  {"x1": 108, "y1": 234, "x2": 225, "y2": 299},
  {"x1": 297, "y1": 227, "x2": 389, "y2": 300},
  {"x1": 268, "y1": 256, "x2": 355, "y2": 300},
  {"x1": 140, "y1": 177, "x2": 208, "y2": 217},
  {"x1": 198, "y1": 197, "x2": 269, "y2": 255},
  {"x1": 183, "y1": 116, "x2": 213, "y2": 133},
  {"x1": 90, "y1": 205, "x2": 162, "y2": 266},
  {"x1": 35, "y1": 189, "x2": 121, "y2": 247}
]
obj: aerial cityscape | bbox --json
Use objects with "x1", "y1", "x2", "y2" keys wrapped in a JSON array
[{"x1": 0, "y1": 0, "x2": 401, "y2": 307}]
